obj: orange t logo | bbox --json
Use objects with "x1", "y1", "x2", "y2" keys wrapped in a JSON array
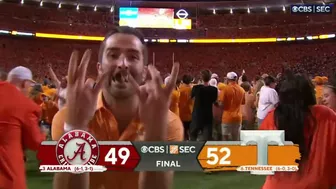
[{"x1": 67, "y1": 142, "x2": 86, "y2": 161}]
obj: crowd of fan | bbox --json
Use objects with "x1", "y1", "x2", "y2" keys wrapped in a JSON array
[
  {"x1": 0, "y1": 2, "x2": 335, "y2": 81},
  {"x1": 0, "y1": 37, "x2": 335, "y2": 82},
  {"x1": 0, "y1": 3, "x2": 335, "y2": 38}
]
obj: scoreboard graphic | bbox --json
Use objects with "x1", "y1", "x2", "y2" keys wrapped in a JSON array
[{"x1": 37, "y1": 130, "x2": 300, "y2": 175}]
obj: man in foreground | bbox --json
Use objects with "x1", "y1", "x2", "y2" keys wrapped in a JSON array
[{"x1": 52, "y1": 26, "x2": 183, "y2": 189}]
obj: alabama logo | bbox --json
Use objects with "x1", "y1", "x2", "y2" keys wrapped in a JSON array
[{"x1": 56, "y1": 130, "x2": 99, "y2": 165}]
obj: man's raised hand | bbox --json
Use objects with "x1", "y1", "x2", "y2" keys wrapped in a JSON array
[
  {"x1": 65, "y1": 49, "x2": 114, "y2": 129},
  {"x1": 129, "y1": 62, "x2": 180, "y2": 140}
]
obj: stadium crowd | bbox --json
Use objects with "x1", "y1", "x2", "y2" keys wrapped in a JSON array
[
  {"x1": 1, "y1": 26, "x2": 336, "y2": 189},
  {"x1": 0, "y1": 2, "x2": 336, "y2": 189},
  {"x1": 0, "y1": 3, "x2": 335, "y2": 37},
  {"x1": 0, "y1": 37, "x2": 335, "y2": 82}
]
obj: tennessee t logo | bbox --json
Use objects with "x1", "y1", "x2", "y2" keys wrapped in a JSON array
[
  {"x1": 67, "y1": 142, "x2": 87, "y2": 161},
  {"x1": 240, "y1": 130, "x2": 285, "y2": 175}
]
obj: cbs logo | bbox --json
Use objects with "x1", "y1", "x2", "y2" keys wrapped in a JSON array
[
  {"x1": 292, "y1": 5, "x2": 313, "y2": 13},
  {"x1": 291, "y1": 6, "x2": 298, "y2": 12},
  {"x1": 140, "y1": 146, "x2": 165, "y2": 154}
]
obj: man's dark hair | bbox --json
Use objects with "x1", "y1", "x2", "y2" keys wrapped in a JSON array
[
  {"x1": 201, "y1": 70, "x2": 212, "y2": 83},
  {"x1": 264, "y1": 76, "x2": 276, "y2": 86},
  {"x1": 182, "y1": 74, "x2": 192, "y2": 85},
  {"x1": 240, "y1": 82, "x2": 251, "y2": 92},
  {"x1": 98, "y1": 26, "x2": 148, "y2": 65}
]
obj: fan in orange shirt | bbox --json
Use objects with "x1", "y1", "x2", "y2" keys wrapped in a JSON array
[
  {"x1": 240, "y1": 82, "x2": 256, "y2": 130},
  {"x1": 163, "y1": 77, "x2": 180, "y2": 116},
  {"x1": 260, "y1": 71, "x2": 336, "y2": 189},
  {"x1": 40, "y1": 89, "x2": 58, "y2": 135},
  {"x1": 169, "y1": 79, "x2": 181, "y2": 116},
  {"x1": 313, "y1": 76, "x2": 324, "y2": 104},
  {"x1": 218, "y1": 72, "x2": 245, "y2": 141},
  {"x1": 178, "y1": 74, "x2": 194, "y2": 140},
  {"x1": 52, "y1": 27, "x2": 183, "y2": 189},
  {"x1": 218, "y1": 82, "x2": 226, "y2": 91},
  {"x1": 321, "y1": 76, "x2": 328, "y2": 84},
  {"x1": 29, "y1": 84, "x2": 44, "y2": 105}
]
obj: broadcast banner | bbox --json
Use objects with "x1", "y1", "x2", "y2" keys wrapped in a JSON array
[{"x1": 37, "y1": 130, "x2": 300, "y2": 175}]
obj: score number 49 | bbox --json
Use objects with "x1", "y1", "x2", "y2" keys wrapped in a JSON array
[
  {"x1": 207, "y1": 147, "x2": 231, "y2": 165},
  {"x1": 104, "y1": 147, "x2": 130, "y2": 165}
]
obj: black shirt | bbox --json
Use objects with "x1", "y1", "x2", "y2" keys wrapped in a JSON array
[{"x1": 191, "y1": 84, "x2": 218, "y2": 124}]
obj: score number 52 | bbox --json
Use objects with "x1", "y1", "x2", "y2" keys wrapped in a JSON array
[{"x1": 207, "y1": 147, "x2": 231, "y2": 165}]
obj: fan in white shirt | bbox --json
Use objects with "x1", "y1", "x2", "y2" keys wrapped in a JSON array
[{"x1": 256, "y1": 76, "x2": 279, "y2": 127}]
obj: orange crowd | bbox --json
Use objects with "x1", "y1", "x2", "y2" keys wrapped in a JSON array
[{"x1": 0, "y1": 3, "x2": 335, "y2": 38}]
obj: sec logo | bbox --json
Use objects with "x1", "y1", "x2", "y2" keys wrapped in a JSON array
[{"x1": 56, "y1": 130, "x2": 99, "y2": 165}]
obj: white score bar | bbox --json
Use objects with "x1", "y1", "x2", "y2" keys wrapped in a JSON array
[
  {"x1": 39, "y1": 165, "x2": 107, "y2": 173},
  {"x1": 237, "y1": 165, "x2": 298, "y2": 175}
]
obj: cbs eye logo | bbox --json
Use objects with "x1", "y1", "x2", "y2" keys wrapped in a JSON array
[{"x1": 292, "y1": 6, "x2": 298, "y2": 12}]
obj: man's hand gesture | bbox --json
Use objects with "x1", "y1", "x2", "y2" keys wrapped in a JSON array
[
  {"x1": 65, "y1": 49, "x2": 114, "y2": 129},
  {"x1": 129, "y1": 63, "x2": 179, "y2": 141}
]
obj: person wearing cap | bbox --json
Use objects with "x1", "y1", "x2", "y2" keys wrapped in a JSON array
[
  {"x1": 190, "y1": 69, "x2": 218, "y2": 141},
  {"x1": 218, "y1": 72, "x2": 245, "y2": 141},
  {"x1": 0, "y1": 66, "x2": 45, "y2": 189},
  {"x1": 211, "y1": 73, "x2": 226, "y2": 90},
  {"x1": 209, "y1": 77, "x2": 218, "y2": 88},
  {"x1": 211, "y1": 73, "x2": 218, "y2": 81},
  {"x1": 6, "y1": 66, "x2": 36, "y2": 96},
  {"x1": 48, "y1": 64, "x2": 68, "y2": 110},
  {"x1": 256, "y1": 75, "x2": 278, "y2": 127}
]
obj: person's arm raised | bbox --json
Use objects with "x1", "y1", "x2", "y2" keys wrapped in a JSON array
[
  {"x1": 129, "y1": 62, "x2": 180, "y2": 189},
  {"x1": 53, "y1": 49, "x2": 113, "y2": 189},
  {"x1": 47, "y1": 64, "x2": 61, "y2": 89}
]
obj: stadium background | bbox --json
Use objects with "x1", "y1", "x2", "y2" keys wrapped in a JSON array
[{"x1": 0, "y1": 0, "x2": 335, "y2": 188}]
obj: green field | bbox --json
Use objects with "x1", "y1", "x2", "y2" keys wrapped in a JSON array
[{"x1": 26, "y1": 151, "x2": 265, "y2": 189}]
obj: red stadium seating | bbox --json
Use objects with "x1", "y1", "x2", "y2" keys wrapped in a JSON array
[
  {"x1": 0, "y1": 3, "x2": 335, "y2": 38},
  {"x1": 0, "y1": 36, "x2": 335, "y2": 81},
  {"x1": 0, "y1": 2, "x2": 335, "y2": 80}
]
